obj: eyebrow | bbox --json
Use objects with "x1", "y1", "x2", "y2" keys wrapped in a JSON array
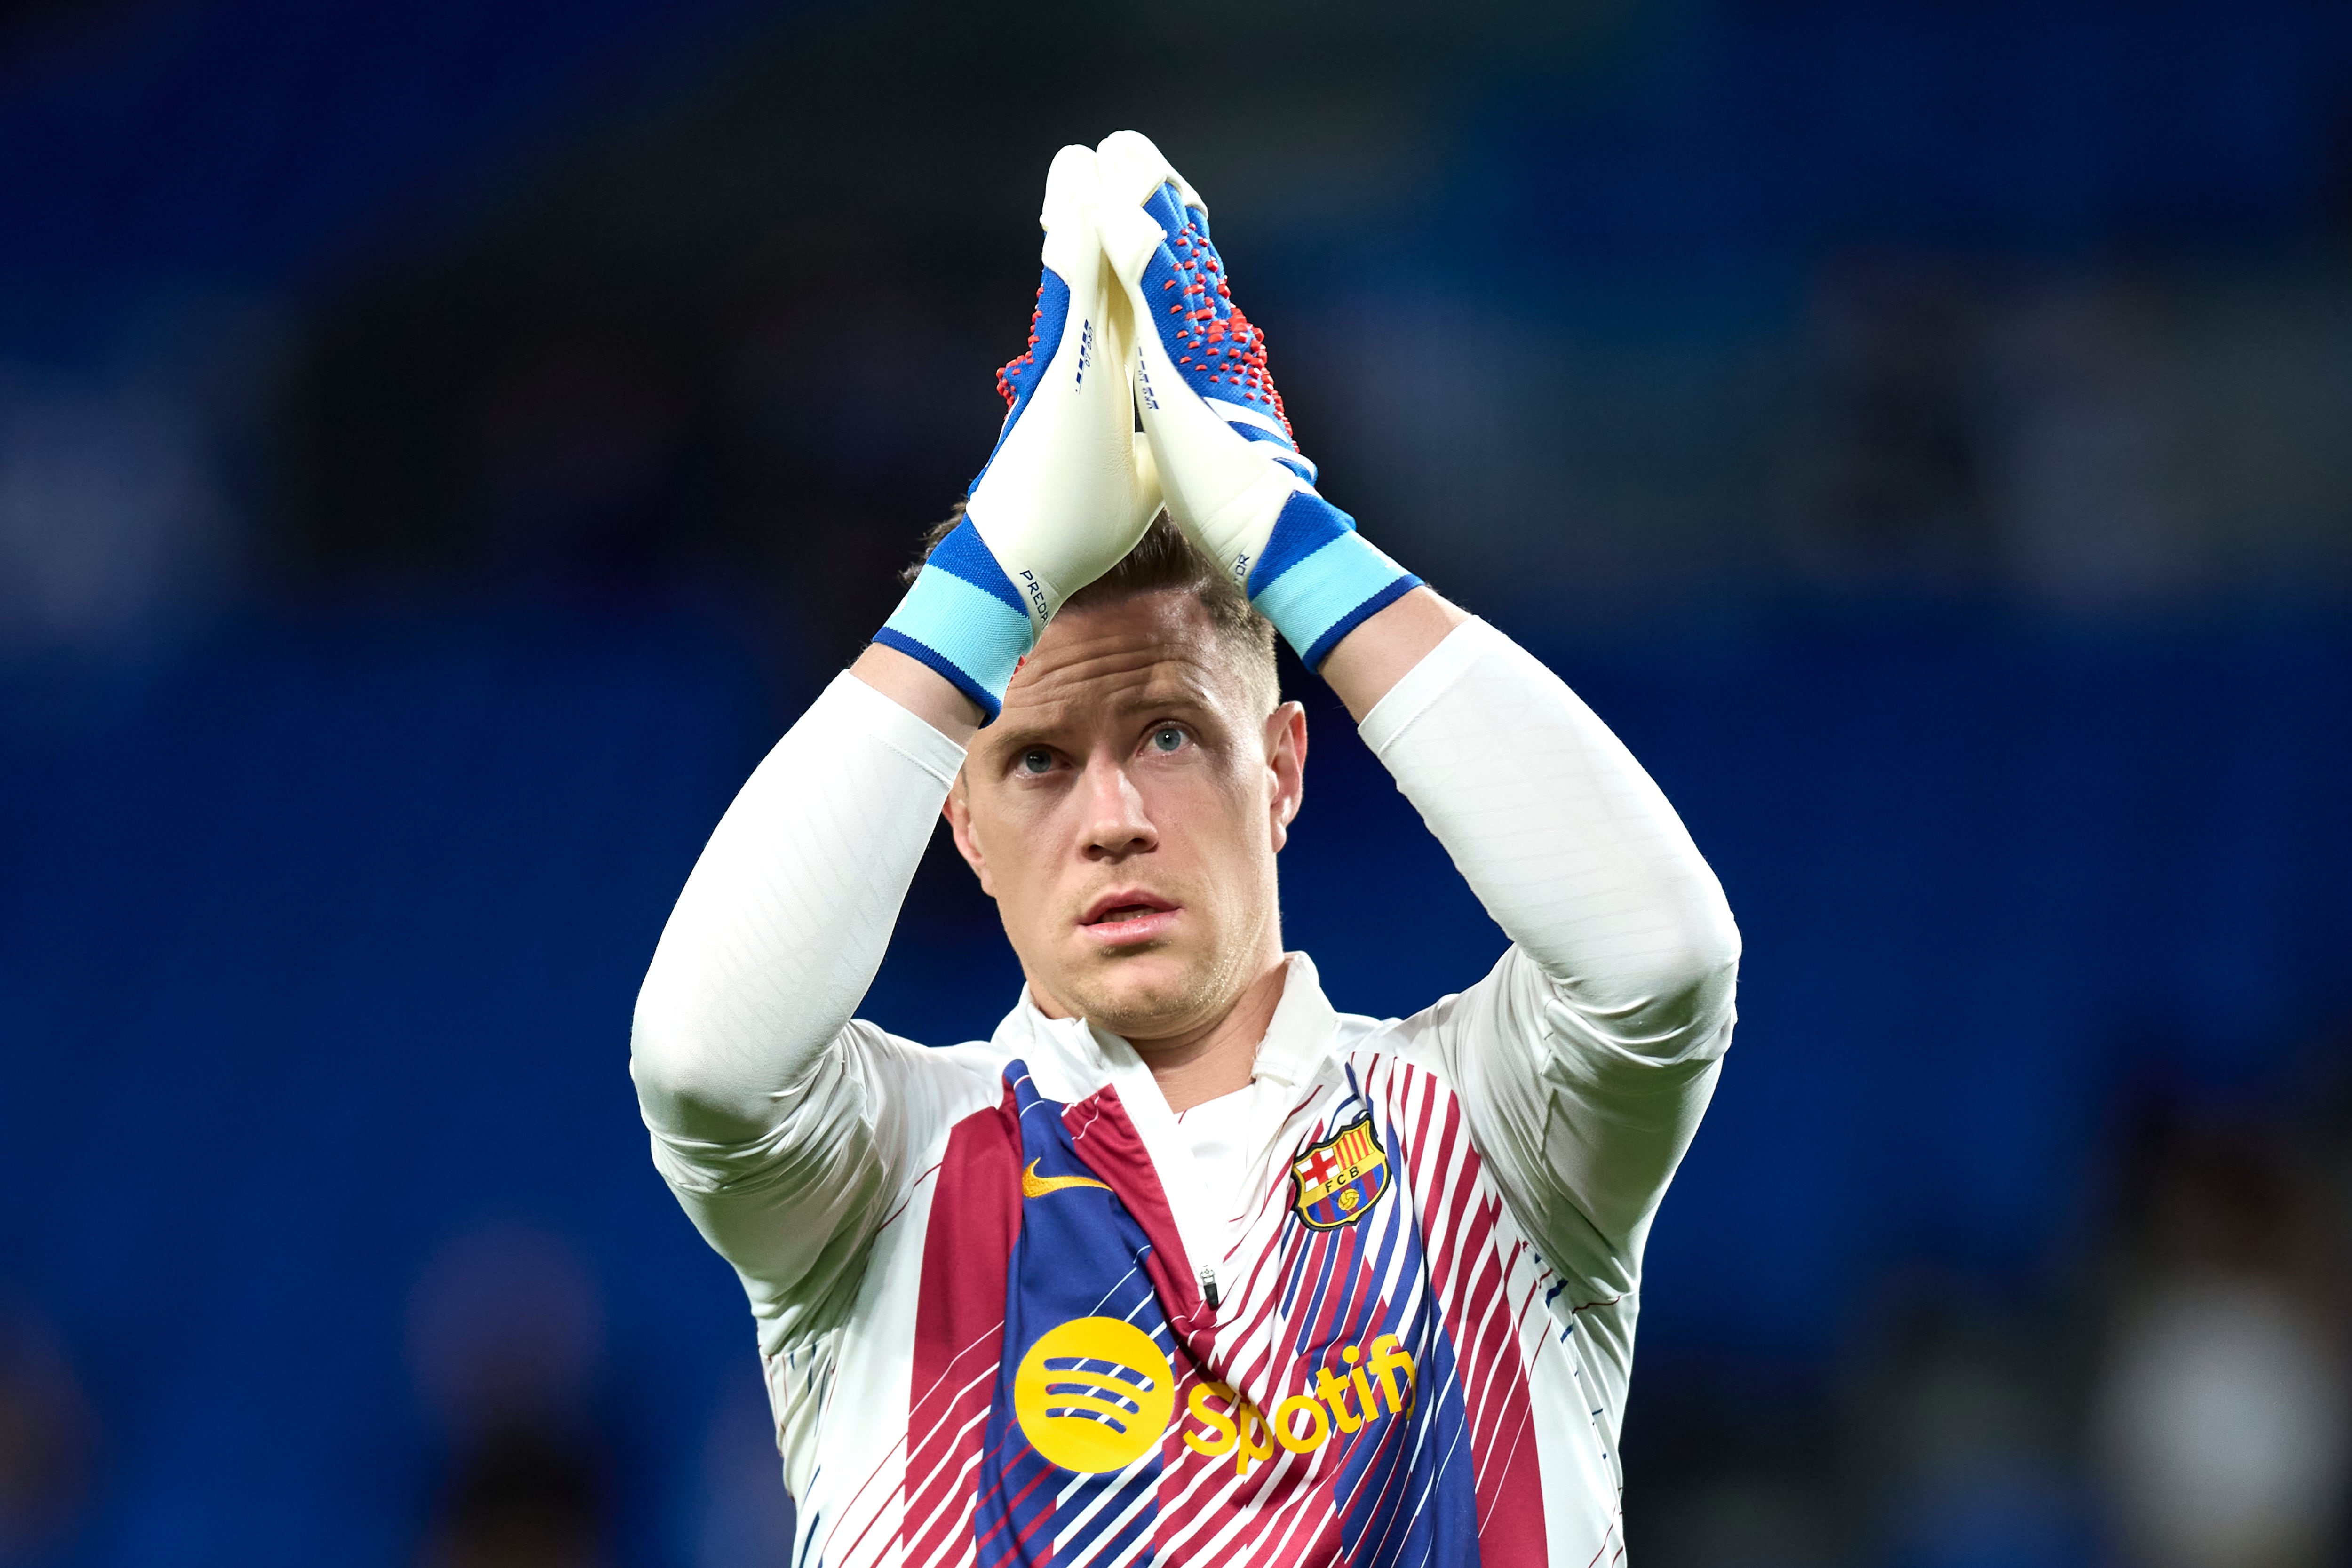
[{"x1": 985, "y1": 685, "x2": 1221, "y2": 754}]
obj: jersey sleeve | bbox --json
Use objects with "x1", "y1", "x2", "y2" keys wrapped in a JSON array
[
  {"x1": 1358, "y1": 619, "x2": 1740, "y2": 1291},
  {"x1": 629, "y1": 671, "x2": 975, "y2": 1351}
]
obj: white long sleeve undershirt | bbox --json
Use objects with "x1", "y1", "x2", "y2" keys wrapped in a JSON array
[
  {"x1": 1362, "y1": 620, "x2": 1740, "y2": 1256},
  {"x1": 633, "y1": 672, "x2": 961, "y2": 1141}
]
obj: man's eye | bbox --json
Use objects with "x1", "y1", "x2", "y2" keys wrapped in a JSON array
[
  {"x1": 1019, "y1": 748, "x2": 1055, "y2": 774},
  {"x1": 1149, "y1": 726, "x2": 1186, "y2": 754}
]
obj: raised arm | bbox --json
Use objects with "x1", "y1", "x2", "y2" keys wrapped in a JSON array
[
  {"x1": 630, "y1": 144, "x2": 1159, "y2": 1340},
  {"x1": 630, "y1": 670, "x2": 966, "y2": 1326},
  {"x1": 1349, "y1": 605, "x2": 1738, "y2": 1262}
]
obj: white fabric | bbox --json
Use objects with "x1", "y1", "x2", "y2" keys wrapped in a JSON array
[
  {"x1": 1357, "y1": 618, "x2": 1741, "y2": 1260},
  {"x1": 631, "y1": 616, "x2": 1740, "y2": 1561}
]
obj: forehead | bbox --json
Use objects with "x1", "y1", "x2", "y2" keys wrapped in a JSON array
[{"x1": 991, "y1": 591, "x2": 1239, "y2": 735}]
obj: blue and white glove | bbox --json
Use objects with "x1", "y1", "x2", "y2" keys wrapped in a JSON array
[
  {"x1": 1094, "y1": 130, "x2": 1421, "y2": 669},
  {"x1": 873, "y1": 146, "x2": 1160, "y2": 721}
]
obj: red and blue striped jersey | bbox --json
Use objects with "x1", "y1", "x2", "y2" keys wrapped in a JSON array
[{"x1": 752, "y1": 948, "x2": 1723, "y2": 1568}]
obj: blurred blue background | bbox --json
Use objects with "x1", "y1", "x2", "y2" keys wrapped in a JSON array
[{"x1": 2, "y1": 1, "x2": 2349, "y2": 1564}]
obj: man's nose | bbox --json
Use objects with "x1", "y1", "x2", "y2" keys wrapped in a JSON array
[{"x1": 1079, "y1": 756, "x2": 1156, "y2": 860}]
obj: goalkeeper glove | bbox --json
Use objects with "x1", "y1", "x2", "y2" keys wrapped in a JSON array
[
  {"x1": 874, "y1": 145, "x2": 1160, "y2": 720},
  {"x1": 1094, "y1": 129, "x2": 1419, "y2": 669}
]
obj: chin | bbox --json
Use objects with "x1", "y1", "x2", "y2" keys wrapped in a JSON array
[{"x1": 1063, "y1": 952, "x2": 1219, "y2": 1040}]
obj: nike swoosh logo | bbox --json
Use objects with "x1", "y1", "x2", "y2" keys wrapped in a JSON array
[{"x1": 1022, "y1": 1160, "x2": 1112, "y2": 1199}]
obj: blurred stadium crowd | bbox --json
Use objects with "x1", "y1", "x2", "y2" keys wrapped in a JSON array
[{"x1": 1, "y1": 1, "x2": 2349, "y2": 1565}]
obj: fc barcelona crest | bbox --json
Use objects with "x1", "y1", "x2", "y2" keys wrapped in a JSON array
[{"x1": 1289, "y1": 1115, "x2": 1390, "y2": 1230}]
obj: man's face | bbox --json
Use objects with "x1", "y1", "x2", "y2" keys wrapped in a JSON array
[{"x1": 944, "y1": 590, "x2": 1305, "y2": 1045}]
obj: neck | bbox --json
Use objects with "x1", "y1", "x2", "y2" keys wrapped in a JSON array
[
  {"x1": 1136, "y1": 958, "x2": 1290, "y2": 1113},
  {"x1": 1033, "y1": 956, "x2": 1289, "y2": 1114}
]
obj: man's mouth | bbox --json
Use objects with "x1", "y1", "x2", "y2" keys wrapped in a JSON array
[{"x1": 1079, "y1": 891, "x2": 1181, "y2": 944}]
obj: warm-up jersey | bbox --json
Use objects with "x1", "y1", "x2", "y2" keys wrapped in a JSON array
[{"x1": 632, "y1": 620, "x2": 1741, "y2": 1568}]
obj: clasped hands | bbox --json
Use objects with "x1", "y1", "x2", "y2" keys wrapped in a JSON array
[{"x1": 871, "y1": 131, "x2": 1420, "y2": 726}]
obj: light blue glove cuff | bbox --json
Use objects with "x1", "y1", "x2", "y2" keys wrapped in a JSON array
[
  {"x1": 1244, "y1": 492, "x2": 1424, "y2": 669},
  {"x1": 872, "y1": 519, "x2": 1036, "y2": 722}
]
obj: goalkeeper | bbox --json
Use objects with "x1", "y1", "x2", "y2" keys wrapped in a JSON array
[{"x1": 633, "y1": 132, "x2": 1740, "y2": 1568}]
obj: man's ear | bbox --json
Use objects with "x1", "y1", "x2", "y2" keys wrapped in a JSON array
[
  {"x1": 941, "y1": 774, "x2": 997, "y2": 898},
  {"x1": 1265, "y1": 700, "x2": 1308, "y2": 852}
]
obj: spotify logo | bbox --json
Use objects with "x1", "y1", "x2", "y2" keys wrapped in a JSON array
[{"x1": 1013, "y1": 1317, "x2": 1176, "y2": 1474}]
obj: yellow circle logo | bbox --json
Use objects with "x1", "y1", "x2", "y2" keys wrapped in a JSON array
[{"x1": 1013, "y1": 1317, "x2": 1176, "y2": 1474}]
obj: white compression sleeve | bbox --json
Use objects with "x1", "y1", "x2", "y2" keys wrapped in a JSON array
[
  {"x1": 1359, "y1": 618, "x2": 1741, "y2": 1262},
  {"x1": 631, "y1": 670, "x2": 964, "y2": 1150}
]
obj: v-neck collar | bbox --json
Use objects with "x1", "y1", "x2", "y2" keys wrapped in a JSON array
[
  {"x1": 985, "y1": 954, "x2": 1343, "y2": 1287},
  {"x1": 990, "y1": 951, "x2": 1340, "y2": 1102}
]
